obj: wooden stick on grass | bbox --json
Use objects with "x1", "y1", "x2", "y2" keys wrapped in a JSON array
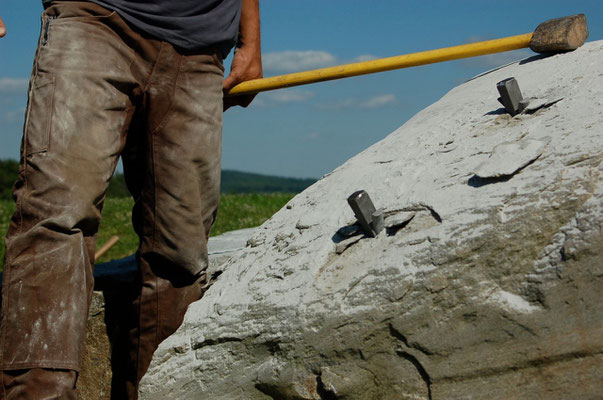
[{"x1": 95, "y1": 235, "x2": 120, "y2": 262}]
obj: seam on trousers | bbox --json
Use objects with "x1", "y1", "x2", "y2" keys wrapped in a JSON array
[
  {"x1": 0, "y1": 264, "x2": 10, "y2": 370},
  {"x1": 17, "y1": 15, "x2": 48, "y2": 236},
  {"x1": 151, "y1": 132, "x2": 158, "y2": 245},
  {"x1": 142, "y1": 42, "x2": 164, "y2": 93},
  {"x1": 0, "y1": 360, "x2": 80, "y2": 372},
  {"x1": 150, "y1": 53, "x2": 183, "y2": 135},
  {"x1": 23, "y1": 15, "x2": 50, "y2": 159},
  {"x1": 0, "y1": 14, "x2": 48, "y2": 377}
]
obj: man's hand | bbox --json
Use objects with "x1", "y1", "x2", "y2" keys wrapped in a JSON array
[
  {"x1": 0, "y1": 16, "x2": 7, "y2": 37},
  {"x1": 223, "y1": 0, "x2": 262, "y2": 111}
]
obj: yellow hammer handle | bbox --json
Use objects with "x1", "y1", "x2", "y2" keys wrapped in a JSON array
[{"x1": 228, "y1": 33, "x2": 533, "y2": 96}]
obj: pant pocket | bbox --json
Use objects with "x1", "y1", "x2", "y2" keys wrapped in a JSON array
[{"x1": 23, "y1": 76, "x2": 55, "y2": 156}]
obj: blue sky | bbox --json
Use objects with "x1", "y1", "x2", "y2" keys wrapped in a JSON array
[{"x1": 1, "y1": 1, "x2": 601, "y2": 178}]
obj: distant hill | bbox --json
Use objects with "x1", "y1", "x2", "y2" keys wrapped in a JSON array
[
  {"x1": 221, "y1": 170, "x2": 315, "y2": 194},
  {"x1": 107, "y1": 170, "x2": 316, "y2": 197},
  {"x1": 0, "y1": 160, "x2": 316, "y2": 200}
]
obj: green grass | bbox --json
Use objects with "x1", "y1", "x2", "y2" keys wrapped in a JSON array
[
  {"x1": 214, "y1": 193, "x2": 293, "y2": 234},
  {"x1": 0, "y1": 200, "x2": 14, "y2": 270},
  {"x1": 95, "y1": 197, "x2": 138, "y2": 264},
  {"x1": 0, "y1": 193, "x2": 294, "y2": 269}
]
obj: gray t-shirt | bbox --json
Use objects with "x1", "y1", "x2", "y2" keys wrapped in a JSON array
[{"x1": 43, "y1": 0, "x2": 241, "y2": 58}]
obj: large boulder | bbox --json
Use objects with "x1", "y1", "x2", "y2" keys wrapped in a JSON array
[
  {"x1": 140, "y1": 41, "x2": 603, "y2": 399},
  {"x1": 78, "y1": 228, "x2": 256, "y2": 399}
]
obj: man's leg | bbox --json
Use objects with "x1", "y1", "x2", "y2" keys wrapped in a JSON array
[
  {"x1": 0, "y1": 2, "x2": 139, "y2": 396},
  {"x1": 114, "y1": 45, "x2": 225, "y2": 398}
]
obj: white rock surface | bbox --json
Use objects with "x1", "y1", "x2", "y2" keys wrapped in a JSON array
[
  {"x1": 473, "y1": 138, "x2": 546, "y2": 178},
  {"x1": 208, "y1": 227, "x2": 256, "y2": 255},
  {"x1": 140, "y1": 41, "x2": 603, "y2": 399},
  {"x1": 206, "y1": 227, "x2": 256, "y2": 276}
]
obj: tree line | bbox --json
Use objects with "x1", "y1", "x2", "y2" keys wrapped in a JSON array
[{"x1": 0, "y1": 159, "x2": 315, "y2": 201}]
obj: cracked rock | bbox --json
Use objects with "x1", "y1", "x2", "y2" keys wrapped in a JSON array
[
  {"x1": 474, "y1": 138, "x2": 547, "y2": 178},
  {"x1": 140, "y1": 41, "x2": 603, "y2": 400}
]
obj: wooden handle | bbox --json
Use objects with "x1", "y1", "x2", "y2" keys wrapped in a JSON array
[{"x1": 95, "y1": 235, "x2": 120, "y2": 261}]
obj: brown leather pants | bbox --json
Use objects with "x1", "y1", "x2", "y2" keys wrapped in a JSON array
[{"x1": 0, "y1": 2, "x2": 224, "y2": 398}]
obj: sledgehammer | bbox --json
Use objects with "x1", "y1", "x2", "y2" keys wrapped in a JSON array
[{"x1": 226, "y1": 14, "x2": 588, "y2": 97}]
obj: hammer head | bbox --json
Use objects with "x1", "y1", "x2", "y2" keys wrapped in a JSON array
[
  {"x1": 530, "y1": 14, "x2": 588, "y2": 53},
  {"x1": 347, "y1": 190, "x2": 379, "y2": 237}
]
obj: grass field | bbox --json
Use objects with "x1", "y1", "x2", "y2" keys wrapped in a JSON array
[{"x1": 0, "y1": 193, "x2": 294, "y2": 270}]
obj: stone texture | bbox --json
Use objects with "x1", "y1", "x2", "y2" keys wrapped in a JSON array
[
  {"x1": 530, "y1": 14, "x2": 589, "y2": 53},
  {"x1": 140, "y1": 41, "x2": 603, "y2": 399},
  {"x1": 206, "y1": 227, "x2": 257, "y2": 278},
  {"x1": 80, "y1": 292, "x2": 112, "y2": 400},
  {"x1": 473, "y1": 138, "x2": 546, "y2": 178},
  {"x1": 79, "y1": 228, "x2": 255, "y2": 398}
]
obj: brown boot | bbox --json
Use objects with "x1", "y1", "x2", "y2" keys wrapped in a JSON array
[{"x1": 1, "y1": 369, "x2": 78, "y2": 400}]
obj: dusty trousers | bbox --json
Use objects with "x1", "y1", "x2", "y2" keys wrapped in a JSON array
[{"x1": 0, "y1": 1, "x2": 224, "y2": 398}]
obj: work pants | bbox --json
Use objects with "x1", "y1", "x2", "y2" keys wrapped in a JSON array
[{"x1": 0, "y1": 1, "x2": 224, "y2": 398}]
